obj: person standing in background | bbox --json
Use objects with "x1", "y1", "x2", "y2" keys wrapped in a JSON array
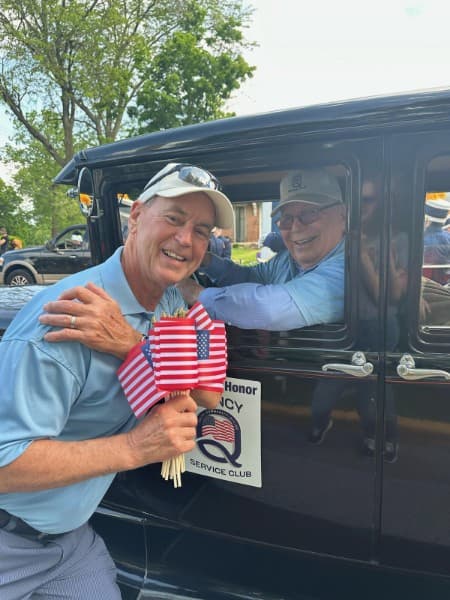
[
  {"x1": 208, "y1": 227, "x2": 232, "y2": 259},
  {"x1": 0, "y1": 227, "x2": 9, "y2": 254},
  {"x1": 9, "y1": 237, "x2": 23, "y2": 250}
]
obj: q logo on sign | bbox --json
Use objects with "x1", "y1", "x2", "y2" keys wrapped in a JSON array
[{"x1": 196, "y1": 409, "x2": 242, "y2": 467}]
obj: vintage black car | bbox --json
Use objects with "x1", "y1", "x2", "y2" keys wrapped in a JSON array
[
  {"x1": 3, "y1": 89, "x2": 450, "y2": 599},
  {"x1": 0, "y1": 224, "x2": 90, "y2": 285}
]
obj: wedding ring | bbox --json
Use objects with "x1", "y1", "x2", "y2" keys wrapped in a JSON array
[{"x1": 70, "y1": 315, "x2": 77, "y2": 329}]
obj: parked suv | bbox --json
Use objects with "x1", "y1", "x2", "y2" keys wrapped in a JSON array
[
  {"x1": 0, "y1": 224, "x2": 90, "y2": 285},
  {"x1": 3, "y1": 89, "x2": 450, "y2": 599}
]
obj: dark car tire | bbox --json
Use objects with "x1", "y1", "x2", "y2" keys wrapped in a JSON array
[{"x1": 5, "y1": 269, "x2": 36, "y2": 286}]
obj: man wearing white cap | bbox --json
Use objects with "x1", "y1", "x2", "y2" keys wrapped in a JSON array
[
  {"x1": 179, "y1": 167, "x2": 346, "y2": 330},
  {"x1": 0, "y1": 163, "x2": 233, "y2": 598}
]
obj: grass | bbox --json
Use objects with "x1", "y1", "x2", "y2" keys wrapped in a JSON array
[{"x1": 231, "y1": 244, "x2": 259, "y2": 266}]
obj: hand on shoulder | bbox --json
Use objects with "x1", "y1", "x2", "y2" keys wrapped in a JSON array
[{"x1": 39, "y1": 282, "x2": 141, "y2": 359}]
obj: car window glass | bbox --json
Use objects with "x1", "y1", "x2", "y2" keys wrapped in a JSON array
[
  {"x1": 56, "y1": 228, "x2": 87, "y2": 251},
  {"x1": 117, "y1": 194, "x2": 132, "y2": 241},
  {"x1": 228, "y1": 164, "x2": 347, "y2": 335}
]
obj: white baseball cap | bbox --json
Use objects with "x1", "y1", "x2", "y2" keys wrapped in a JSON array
[{"x1": 138, "y1": 163, "x2": 235, "y2": 231}]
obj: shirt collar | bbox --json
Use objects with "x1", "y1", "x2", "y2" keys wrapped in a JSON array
[
  {"x1": 290, "y1": 237, "x2": 345, "y2": 276},
  {"x1": 99, "y1": 247, "x2": 153, "y2": 318}
]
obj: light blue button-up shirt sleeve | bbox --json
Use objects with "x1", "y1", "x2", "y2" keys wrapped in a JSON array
[
  {"x1": 202, "y1": 253, "x2": 281, "y2": 285},
  {"x1": 199, "y1": 283, "x2": 308, "y2": 330},
  {"x1": 199, "y1": 242, "x2": 345, "y2": 330}
]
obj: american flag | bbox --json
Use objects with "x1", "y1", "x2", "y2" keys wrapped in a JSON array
[
  {"x1": 117, "y1": 339, "x2": 165, "y2": 418},
  {"x1": 117, "y1": 303, "x2": 227, "y2": 417},
  {"x1": 187, "y1": 301, "x2": 214, "y2": 330},
  {"x1": 186, "y1": 302, "x2": 227, "y2": 392},
  {"x1": 201, "y1": 415, "x2": 235, "y2": 442},
  {"x1": 151, "y1": 317, "x2": 199, "y2": 391},
  {"x1": 196, "y1": 321, "x2": 227, "y2": 392}
]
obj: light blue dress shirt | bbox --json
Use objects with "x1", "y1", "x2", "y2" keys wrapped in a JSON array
[
  {"x1": 0, "y1": 247, "x2": 185, "y2": 533},
  {"x1": 199, "y1": 240, "x2": 345, "y2": 330}
]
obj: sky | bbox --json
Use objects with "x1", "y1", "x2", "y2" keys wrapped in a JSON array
[
  {"x1": 2, "y1": 0, "x2": 450, "y2": 180},
  {"x1": 227, "y1": 0, "x2": 450, "y2": 114}
]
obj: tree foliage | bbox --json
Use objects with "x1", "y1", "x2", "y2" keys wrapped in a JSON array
[
  {"x1": 0, "y1": 0, "x2": 254, "y2": 160},
  {"x1": 3, "y1": 109, "x2": 85, "y2": 240},
  {"x1": 6, "y1": 131, "x2": 81, "y2": 240},
  {"x1": 0, "y1": 0, "x2": 255, "y2": 243},
  {"x1": 128, "y1": 1, "x2": 256, "y2": 133},
  {"x1": 0, "y1": 177, "x2": 34, "y2": 245}
]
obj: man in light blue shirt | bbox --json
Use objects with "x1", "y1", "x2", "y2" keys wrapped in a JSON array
[
  {"x1": 178, "y1": 168, "x2": 346, "y2": 330},
  {"x1": 0, "y1": 249, "x2": 184, "y2": 533},
  {"x1": 0, "y1": 163, "x2": 234, "y2": 599}
]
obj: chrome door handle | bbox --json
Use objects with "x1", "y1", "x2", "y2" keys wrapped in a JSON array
[
  {"x1": 397, "y1": 354, "x2": 450, "y2": 381},
  {"x1": 322, "y1": 351, "x2": 374, "y2": 378}
]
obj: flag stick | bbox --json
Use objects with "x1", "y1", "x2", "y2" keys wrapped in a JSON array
[{"x1": 161, "y1": 389, "x2": 190, "y2": 488}]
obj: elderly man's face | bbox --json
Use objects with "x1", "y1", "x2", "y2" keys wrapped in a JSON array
[
  {"x1": 279, "y1": 201, "x2": 346, "y2": 269},
  {"x1": 125, "y1": 192, "x2": 215, "y2": 299}
]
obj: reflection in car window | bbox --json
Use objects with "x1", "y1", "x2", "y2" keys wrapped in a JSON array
[
  {"x1": 58, "y1": 231, "x2": 81, "y2": 250},
  {"x1": 420, "y1": 179, "x2": 450, "y2": 328},
  {"x1": 423, "y1": 192, "x2": 450, "y2": 287}
]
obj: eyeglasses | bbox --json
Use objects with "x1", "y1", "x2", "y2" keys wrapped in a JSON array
[
  {"x1": 143, "y1": 163, "x2": 221, "y2": 196},
  {"x1": 276, "y1": 201, "x2": 341, "y2": 230}
]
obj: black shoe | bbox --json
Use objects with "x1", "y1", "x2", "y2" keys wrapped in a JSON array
[
  {"x1": 361, "y1": 437, "x2": 375, "y2": 457},
  {"x1": 307, "y1": 419, "x2": 333, "y2": 445},
  {"x1": 384, "y1": 441, "x2": 399, "y2": 463}
]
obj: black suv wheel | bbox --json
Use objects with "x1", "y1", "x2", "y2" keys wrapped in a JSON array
[{"x1": 6, "y1": 269, "x2": 36, "y2": 286}]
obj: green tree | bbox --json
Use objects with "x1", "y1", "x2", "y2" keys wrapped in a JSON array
[
  {"x1": 0, "y1": 0, "x2": 254, "y2": 236},
  {"x1": 0, "y1": 177, "x2": 32, "y2": 244},
  {"x1": 3, "y1": 109, "x2": 87, "y2": 239},
  {"x1": 0, "y1": 0, "x2": 254, "y2": 164},
  {"x1": 128, "y1": 2, "x2": 256, "y2": 133}
]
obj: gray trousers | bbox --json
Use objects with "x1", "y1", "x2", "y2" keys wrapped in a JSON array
[{"x1": 0, "y1": 522, "x2": 122, "y2": 599}]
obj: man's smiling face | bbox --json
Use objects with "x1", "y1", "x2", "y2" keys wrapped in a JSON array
[
  {"x1": 125, "y1": 192, "x2": 215, "y2": 302},
  {"x1": 279, "y1": 201, "x2": 346, "y2": 270}
]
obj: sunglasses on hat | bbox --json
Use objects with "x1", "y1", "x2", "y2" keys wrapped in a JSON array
[{"x1": 143, "y1": 163, "x2": 221, "y2": 196}]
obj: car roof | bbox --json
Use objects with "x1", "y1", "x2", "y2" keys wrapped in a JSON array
[{"x1": 54, "y1": 87, "x2": 450, "y2": 188}]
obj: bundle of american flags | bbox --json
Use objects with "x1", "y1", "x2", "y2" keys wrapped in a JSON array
[{"x1": 117, "y1": 302, "x2": 227, "y2": 487}]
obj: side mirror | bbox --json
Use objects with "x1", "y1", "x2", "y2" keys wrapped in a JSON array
[
  {"x1": 45, "y1": 240, "x2": 54, "y2": 250},
  {"x1": 77, "y1": 167, "x2": 95, "y2": 217}
]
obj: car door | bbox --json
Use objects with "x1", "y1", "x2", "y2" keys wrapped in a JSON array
[
  {"x1": 181, "y1": 139, "x2": 385, "y2": 564},
  {"x1": 380, "y1": 130, "x2": 450, "y2": 577},
  {"x1": 97, "y1": 136, "x2": 387, "y2": 597}
]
